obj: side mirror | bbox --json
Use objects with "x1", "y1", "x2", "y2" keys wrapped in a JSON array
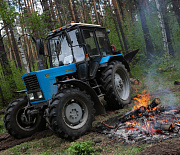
[
  {"x1": 64, "y1": 31, "x2": 72, "y2": 46},
  {"x1": 106, "y1": 30, "x2": 110, "y2": 34},
  {"x1": 36, "y1": 39, "x2": 44, "y2": 55}
]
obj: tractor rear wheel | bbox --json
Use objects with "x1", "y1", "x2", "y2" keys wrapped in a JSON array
[
  {"x1": 48, "y1": 88, "x2": 95, "y2": 140},
  {"x1": 3, "y1": 97, "x2": 46, "y2": 139},
  {"x1": 100, "y1": 61, "x2": 131, "y2": 109}
]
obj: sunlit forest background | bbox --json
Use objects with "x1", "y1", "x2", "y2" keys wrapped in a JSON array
[{"x1": 0, "y1": 0, "x2": 179, "y2": 105}]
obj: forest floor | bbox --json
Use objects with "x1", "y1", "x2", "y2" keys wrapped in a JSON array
[{"x1": 0, "y1": 54, "x2": 180, "y2": 155}]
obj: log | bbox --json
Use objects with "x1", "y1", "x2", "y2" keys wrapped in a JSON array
[
  {"x1": 174, "y1": 81, "x2": 180, "y2": 85},
  {"x1": 158, "y1": 64, "x2": 175, "y2": 72},
  {"x1": 148, "y1": 98, "x2": 161, "y2": 109},
  {"x1": 130, "y1": 78, "x2": 140, "y2": 85}
]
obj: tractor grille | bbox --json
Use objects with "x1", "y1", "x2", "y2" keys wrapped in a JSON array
[{"x1": 23, "y1": 74, "x2": 40, "y2": 91}]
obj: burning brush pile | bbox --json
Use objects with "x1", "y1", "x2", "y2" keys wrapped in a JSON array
[{"x1": 96, "y1": 91, "x2": 180, "y2": 144}]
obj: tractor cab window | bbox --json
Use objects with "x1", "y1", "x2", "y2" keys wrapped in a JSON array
[
  {"x1": 49, "y1": 33, "x2": 72, "y2": 67},
  {"x1": 83, "y1": 30, "x2": 100, "y2": 56},
  {"x1": 68, "y1": 30, "x2": 85, "y2": 62},
  {"x1": 95, "y1": 30, "x2": 112, "y2": 56},
  {"x1": 49, "y1": 30, "x2": 85, "y2": 67}
]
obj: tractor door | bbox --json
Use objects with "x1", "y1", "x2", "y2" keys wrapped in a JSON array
[{"x1": 82, "y1": 29, "x2": 101, "y2": 79}]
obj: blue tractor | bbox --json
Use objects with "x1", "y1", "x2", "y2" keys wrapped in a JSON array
[{"x1": 4, "y1": 23, "x2": 137, "y2": 139}]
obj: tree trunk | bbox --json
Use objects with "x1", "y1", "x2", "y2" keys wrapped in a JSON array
[
  {"x1": 0, "y1": 79, "x2": 5, "y2": 106},
  {"x1": 82, "y1": 0, "x2": 87, "y2": 23},
  {"x1": 9, "y1": 26, "x2": 22, "y2": 71},
  {"x1": 108, "y1": 0, "x2": 124, "y2": 51},
  {"x1": 0, "y1": 30, "x2": 17, "y2": 91},
  {"x1": 128, "y1": 0, "x2": 134, "y2": 23},
  {"x1": 41, "y1": 0, "x2": 53, "y2": 30},
  {"x1": 112, "y1": 0, "x2": 129, "y2": 51},
  {"x1": 92, "y1": 0, "x2": 100, "y2": 25},
  {"x1": 54, "y1": 0, "x2": 64, "y2": 26},
  {"x1": 4, "y1": 26, "x2": 17, "y2": 66},
  {"x1": 160, "y1": 0, "x2": 175, "y2": 56},
  {"x1": 89, "y1": 2, "x2": 94, "y2": 24},
  {"x1": 171, "y1": 0, "x2": 180, "y2": 28},
  {"x1": 14, "y1": 28, "x2": 30, "y2": 73},
  {"x1": 137, "y1": 0, "x2": 155, "y2": 60},
  {"x1": 155, "y1": 0, "x2": 169, "y2": 54},
  {"x1": 71, "y1": 0, "x2": 79, "y2": 22},
  {"x1": 68, "y1": 0, "x2": 76, "y2": 21}
]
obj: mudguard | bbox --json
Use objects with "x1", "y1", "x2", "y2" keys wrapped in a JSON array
[{"x1": 54, "y1": 79, "x2": 106, "y2": 115}]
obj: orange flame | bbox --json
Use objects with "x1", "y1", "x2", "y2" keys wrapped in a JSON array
[{"x1": 133, "y1": 90, "x2": 150, "y2": 110}]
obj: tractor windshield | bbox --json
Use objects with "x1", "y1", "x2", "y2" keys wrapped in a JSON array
[{"x1": 48, "y1": 30, "x2": 85, "y2": 67}]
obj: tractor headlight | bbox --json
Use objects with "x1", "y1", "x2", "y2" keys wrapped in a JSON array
[
  {"x1": 28, "y1": 93, "x2": 34, "y2": 100},
  {"x1": 37, "y1": 91, "x2": 43, "y2": 99}
]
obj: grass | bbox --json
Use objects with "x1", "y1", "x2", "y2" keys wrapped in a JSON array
[{"x1": 0, "y1": 53, "x2": 180, "y2": 155}]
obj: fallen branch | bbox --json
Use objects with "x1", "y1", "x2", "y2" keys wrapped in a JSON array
[
  {"x1": 158, "y1": 65, "x2": 175, "y2": 72},
  {"x1": 101, "y1": 121, "x2": 115, "y2": 129}
]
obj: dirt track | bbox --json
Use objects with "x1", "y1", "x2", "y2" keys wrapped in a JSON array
[{"x1": 0, "y1": 129, "x2": 53, "y2": 151}]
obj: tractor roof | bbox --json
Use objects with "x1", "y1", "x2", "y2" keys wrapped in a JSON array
[
  {"x1": 48, "y1": 22, "x2": 103, "y2": 37},
  {"x1": 65, "y1": 23, "x2": 101, "y2": 28}
]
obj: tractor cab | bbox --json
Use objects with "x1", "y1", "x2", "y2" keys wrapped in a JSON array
[{"x1": 38, "y1": 23, "x2": 113, "y2": 80}]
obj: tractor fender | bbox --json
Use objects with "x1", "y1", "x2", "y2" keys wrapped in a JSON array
[
  {"x1": 53, "y1": 79, "x2": 106, "y2": 115},
  {"x1": 109, "y1": 55, "x2": 130, "y2": 72},
  {"x1": 100, "y1": 54, "x2": 130, "y2": 72}
]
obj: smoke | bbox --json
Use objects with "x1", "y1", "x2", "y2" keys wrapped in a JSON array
[{"x1": 144, "y1": 69, "x2": 177, "y2": 110}]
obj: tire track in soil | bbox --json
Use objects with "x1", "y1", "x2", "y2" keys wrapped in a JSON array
[{"x1": 0, "y1": 129, "x2": 53, "y2": 151}]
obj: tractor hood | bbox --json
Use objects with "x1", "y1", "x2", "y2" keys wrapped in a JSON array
[{"x1": 22, "y1": 63, "x2": 77, "y2": 103}]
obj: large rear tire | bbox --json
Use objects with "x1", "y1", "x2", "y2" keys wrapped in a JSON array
[
  {"x1": 100, "y1": 61, "x2": 131, "y2": 110},
  {"x1": 48, "y1": 88, "x2": 95, "y2": 140},
  {"x1": 4, "y1": 97, "x2": 46, "y2": 139}
]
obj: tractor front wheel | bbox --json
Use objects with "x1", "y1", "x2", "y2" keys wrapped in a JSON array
[
  {"x1": 48, "y1": 88, "x2": 95, "y2": 140},
  {"x1": 4, "y1": 97, "x2": 46, "y2": 139},
  {"x1": 100, "y1": 61, "x2": 131, "y2": 109}
]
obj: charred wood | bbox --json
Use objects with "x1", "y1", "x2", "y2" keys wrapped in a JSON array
[{"x1": 119, "y1": 98, "x2": 161, "y2": 122}]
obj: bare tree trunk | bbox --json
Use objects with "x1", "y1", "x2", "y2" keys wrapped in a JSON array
[
  {"x1": 112, "y1": 0, "x2": 129, "y2": 51},
  {"x1": 14, "y1": 26, "x2": 30, "y2": 73},
  {"x1": 89, "y1": 2, "x2": 94, "y2": 24},
  {"x1": 4, "y1": 26, "x2": 17, "y2": 66},
  {"x1": 0, "y1": 79, "x2": 5, "y2": 106},
  {"x1": 137, "y1": 0, "x2": 155, "y2": 60},
  {"x1": 155, "y1": 0, "x2": 169, "y2": 54},
  {"x1": 160, "y1": 0, "x2": 175, "y2": 56},
  {"x1": 128, "y1": 0, "x2": 134, "y2": 23},
  {"x1": 92, "y1": 0, "x2": 100, "y2": 25},
  {"x1": 71, "y1": 0, "x2": 79, "y2": 22},
  {"x1": 82, "y1": 0, "x2": 87, "y2": 22},
  {"x1": 171, "y1": 0, "x2": 180, "y2": 28},
  {"x1": 108, "y1": 0, "x2": 124, "y2": 51},
  {"x1": 69, "y1": 0, "x2": 76, "y2": 21},
  {"x1": 9, "y1": 26, "x2": 22, "y2": 71}
]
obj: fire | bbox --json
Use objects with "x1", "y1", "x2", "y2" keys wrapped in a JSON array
[{"x1": 133, "y1": 90, "x2": 150, "y2": 110}]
